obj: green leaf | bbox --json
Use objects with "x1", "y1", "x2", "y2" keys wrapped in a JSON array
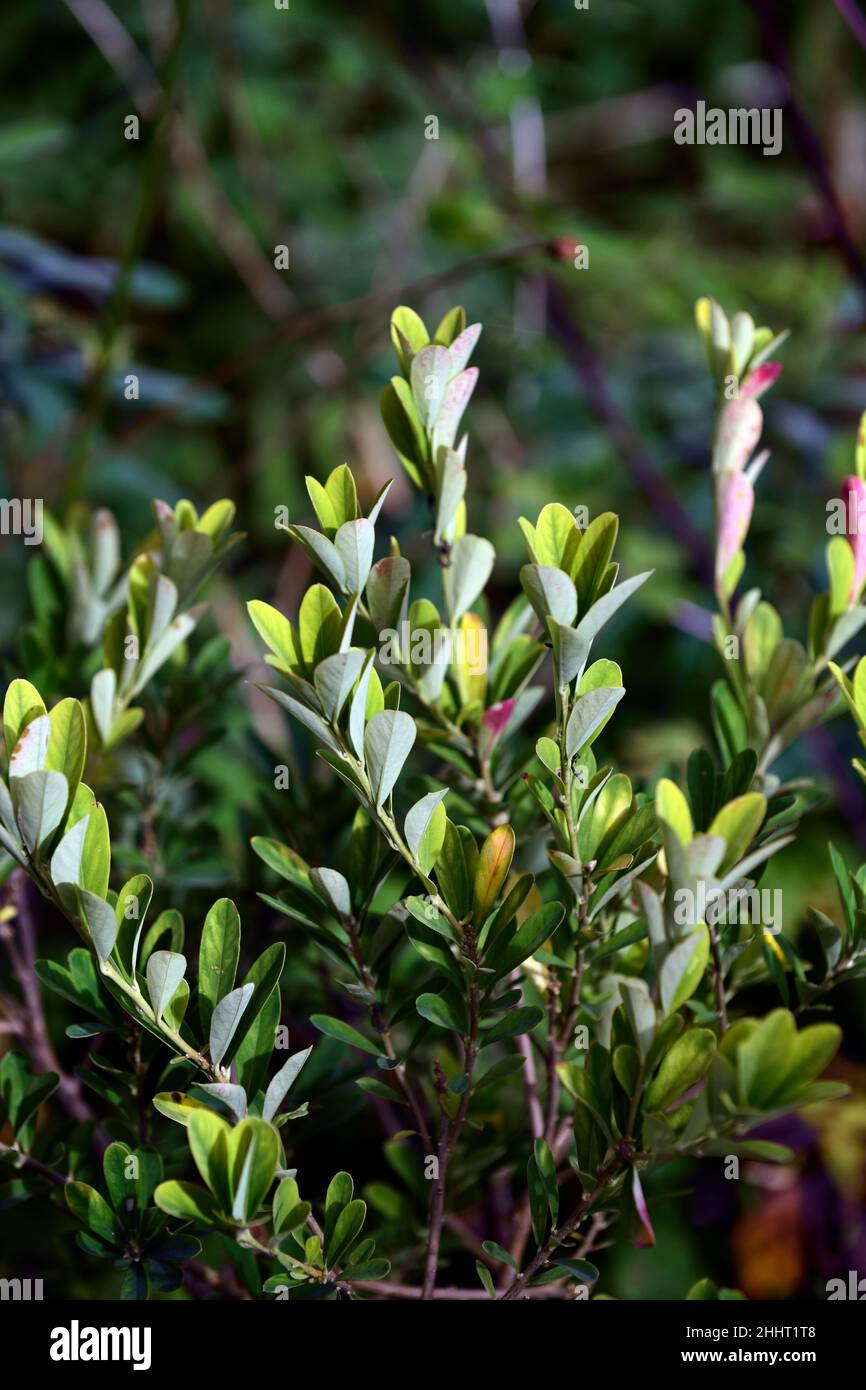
[
  {"x1": 138, "y1": 907, "x2": 183, "y2": 968},
  {"x1": 489, "y1": 902, "x2": 564, "y2": 977},
  {"x1": 298, "y1": 584, "x2": 343, "y2": 669},
  {"x1": 416, "y1": 992, "x2": 465, "y2": 1033},
  {"x1": 364, "y1": 709, "x2": 416, "y2": 807},
  {"x1": 380, "y1": 379, "x2": 427, "y2": 487},
  {"x1": 531, "y1": 503, "x2": 581, "y2": 570},
  {"x1": 45, "y1": 698, "x2": 86, "y2": 816},
  {"x1": 404, "y1": 789, "x2": 448, "y2": 876},
  {"x1": 533, "y1": 1137, "x2": 559, "y2": 1222},
  {"x1": 289, "y1": 525, "x2": 346, "y2": 590},
  {"x1": 325, "y1": 1197, "x2": 366, "y2": 1269},
  {"x1": 272, "y1": 1176, "x2": 302, "y2": 1233},
  {"x1": 432, "y1": 305, "x2": 467, "y2": 347},
  {"x1": 152, "y1": 1092, "x2": 214, "y2": 1127},
  {"x1": 226, "y1": 942, "x2": 286, "y2": 1066},
  {"x1": 482, "y1": 1006, "x2": 543, "y2": 1044},
  {"x1": 247, "y1": 600, "x2": 300, "y2": 670},
  {"x1": 482, "y1": 1239, "x2": 517, "y2": 1269},
  {"x1": 311, "y1": 1014, "x2": 382, "y2": 1056},
  {"x1": 535, "y1": 737, "x2": 561, "y2": 775},
  {"x1": 827, "y1": 536, "x2": 855, "y2": 619},
  {"x1": 72, "y1": 787, "x2": 110, "y2": 898},
  {"x1": 187, "y1": 1107, "x2": 233, "y2": 1212},
  {"x1": 743, "y1": 602, "x2": 782, "y2": 684},
  {"x1": 14, "y1": 769, "x2": 68, "y2": 853},
  {"x1": 335, "y1": 520, "x2": 375, "y2": 594},
  {"x1": 235, "y1": 987, "x2": 280, "y2": 1099},
  {"x1": 659, "y1": 925, "x2": 709, "y2": 1015},
  {"x1": 262, "y1": 1046, "x2": 313, "y2": 1122},
  {"x1": 0, "y1": 1050, "x2": 59, "y2": 1137},
  {"x1": 3, "y1": 678, "x2": 46, "y2": 757},
  {"x1": 198, "y1": 898, "x2": 241, "y2": 1034},
  {"x1": 324, "y1": 1171, "x2": 354, "y2": 1253},
  {"x1": 655, "y1": 778, "x2": 693, "y2": 846},
  {"x1": 572, "y1": 512, "x2": 619, "y2": 610},
  {"x1": 708, "y1": 793, "x2": 767, "y2": 874},
  {"x1": 77, "y1": 888, "x2": 119, "y2": 964},
  {"x1": 209, "y1": 983, "x2": 254, "y2": 1070},
  {"x1": 250, "y1": 837, "x2": 314, "y2": 895},
  {"x1": 644, "y1": 1028, "x2": 716, "y2": 1111},
  {"x1": 520, "y1": 564, "x2": 577, "y2": 627},
  {"x1": 738, "y1": 1010, "x2": 842, "y2": 1110},
  {"x1": 324, "y1": 464, "x2": 360, "y2": 527},
  {"x1": 366, "y1": 556, "x2": 411, "y2": 635},
  {"x1": 229, "y1": 1117, "x2": 280, "y2": 1224},
  {"x1": 391, "y1": 305, "x2": 429, "y2": 373},
  {"x1": 526, "y1": 1154, "x2": 548, "y2": 1246},
  {"x1": 66, "y1": 1182, "x2": 121, "y2": 1246},
  {"x1": 314, "y1": 649, "x2": 366, "y2": 723},
  {"x1": 551, "y1": 1257, "x2": 600, "y2": 1284},
  {"x1": 154, "y1": 1180, "x2": 228, "y2": 1226},
  {"x1": 565, "y1": 687, "x2": 625, "y2": 760},
  {"x1": 310, "y1": 867, "x2": 351, "y2": 917},
  {"x1": 113, "y1": 874, "x2": 154, "y2": 978},
  {"x1": 434, "y1": 819, "x2": 474, "y2": 918},
  {"x1": 445, "y1": 534, "x2": 495, "y2": 624},
  {"x1": 548, "y1": 619, "x2": 589, "y2": 689},
  {"x1": 146, "y1": 950, "x2": 187, "y2": 1023},
  {"x1": 103, "y1": 1141, "x2": 141, "y2": 1213}
]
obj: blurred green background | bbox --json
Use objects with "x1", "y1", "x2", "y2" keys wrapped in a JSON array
[{"x1": 3, "y1": 0, "x2": 866, "y2": 1298}]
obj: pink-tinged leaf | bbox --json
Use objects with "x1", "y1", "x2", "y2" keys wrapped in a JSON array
[
  {"x1": 431, "y1": 368, "x2": 479, "y2": 453},
  {"x1": 630, "y1": 1168, "x2": 655, "y2": 1248},
  {"x1": 478, "y1": 699, "x2": 516, "y2": 760},
  {"x1": 715, "y1": 471, "x2": 754, "y2": 580},
  {"x1": 483, "y1": 699, "x2": 515, "y2": 739},
  {"x1": 712, "y1": 398, "x2": 762, "y2": 474},
  {"x1": 841, "y1": 474, "x2": 866, "y2": 600},
  {"x1": 740, "y1": 361, "x2": 782, "y2": 401},
  {"x1": 448, "y1": 324, "x2": 481, "y2": 377}
]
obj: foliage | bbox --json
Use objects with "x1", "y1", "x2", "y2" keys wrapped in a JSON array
[{"x1": 3, "y1": 298, "x2": 863, "y2": 1300}]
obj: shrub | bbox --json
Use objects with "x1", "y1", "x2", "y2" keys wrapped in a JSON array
[{"x1": 1, "y1": 300, "x2": 864, "y2": 1301}]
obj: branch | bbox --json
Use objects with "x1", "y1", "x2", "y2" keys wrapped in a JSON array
[
  {"x1": 1, "y1": 873, "x2": 91, "y2": 1124},
  {"x1": 750, "y1": 0, "x2": 866, "y2": 299},
  {"x1": 500, "y1": 1148, "x2": 628, "y2": 1300}
]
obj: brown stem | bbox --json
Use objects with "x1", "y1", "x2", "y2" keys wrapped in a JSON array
[
  {"x1": 421, "y1": 1067, "x2": 452, "y2": 1300},
  {"x1": 499, "y1": 1149, "x2": 627, "y2": 1300},
  {"x1": 0, "y1": 1142, "x2": 68, "y2": 1189},
  {"x1": 422, "y1": 965, "x2": 481, "y2": 1299},
  {"x1": 707, "y1": 921, "x2": 728, "y2": 1031},
  {"x1": 1, "y1": 873, "x2": 91, "y2": 1123},
  {"x1": 346, "y1": 913, "x2": 433, "y2": 1151}
]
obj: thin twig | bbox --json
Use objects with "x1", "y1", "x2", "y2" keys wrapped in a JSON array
[
  {"x1": 1, "y1": 873, "x2": 91, "y2": 1124},
  {"x1": 751, "y1": 0, "x2": 866, "y2": 298},
  {"x1": 500, "y1": 1148, "x2": 629, "y2": 1300}
]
